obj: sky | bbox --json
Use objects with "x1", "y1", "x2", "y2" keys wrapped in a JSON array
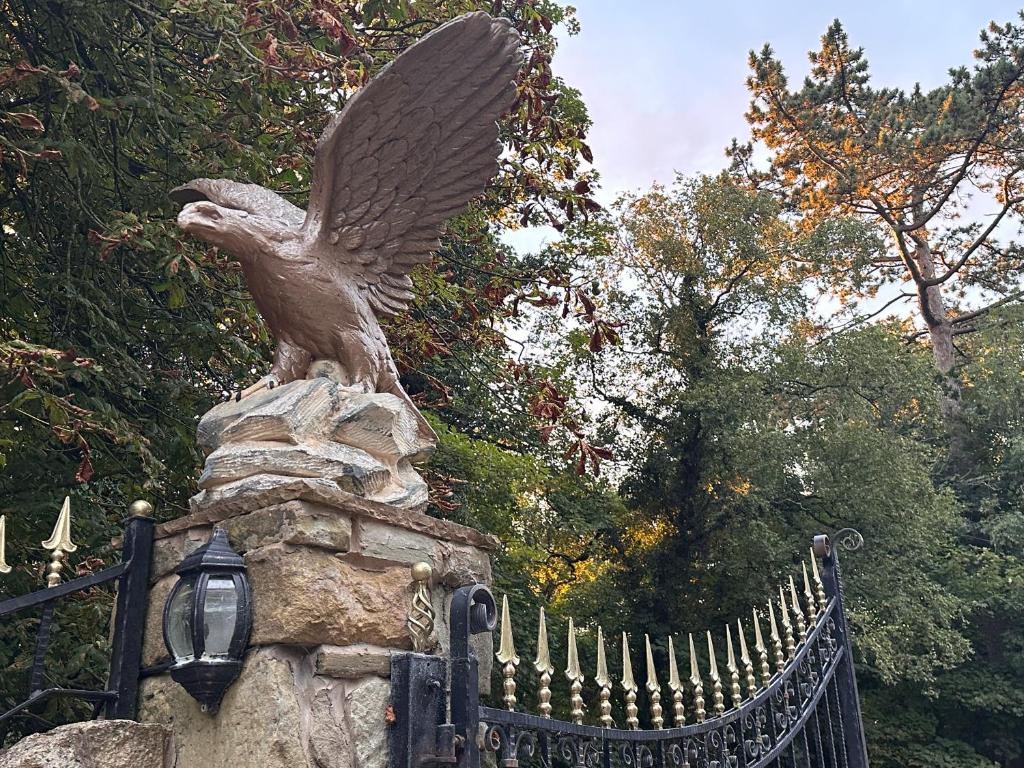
[{"x1": 506, "y1": 0, "x2": 1024, "y2": 252}]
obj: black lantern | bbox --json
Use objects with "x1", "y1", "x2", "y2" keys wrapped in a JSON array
[{"x1": 162, "y1": 528, "x2": 252, "y2": 713}]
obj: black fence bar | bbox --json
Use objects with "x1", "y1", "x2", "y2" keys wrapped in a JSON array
[
  {"x1": 814, "y1": 535, "x2": 869, "y2": 768},
  {"x1": 104, "y1": 513, "x2": 155, "y2": 719}
]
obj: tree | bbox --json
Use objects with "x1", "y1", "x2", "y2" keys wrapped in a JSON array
[
  {"x1": 738, "y1": 16, "x2": 1024, "y2": 458},
  {"x1": 535, "y1": 177, "x2": 970, "y2": 738}
]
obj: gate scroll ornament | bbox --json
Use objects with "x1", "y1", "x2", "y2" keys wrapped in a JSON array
[{"x1": 390, "y1": 535, "x2": 870, "y2": 768}]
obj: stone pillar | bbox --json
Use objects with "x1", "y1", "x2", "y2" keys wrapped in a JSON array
[{"x1": 139, "y1": 486, "x2": 496, "y2": 768}]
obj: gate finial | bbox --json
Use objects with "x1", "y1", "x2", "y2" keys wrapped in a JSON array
[
  {"x1": 736, "y1": 618, "x2": 757, "y2": 699},
  {"x1": 565, "y1": 618, "x2": 584, "y2": 724},
  {"x1": 534, "y1": 607, "x2": 554, "y2": 717},
  {"x1": 752, "y1": 607, "x2": 771, "y2": 687},
  {"x1": 595, "y1": 626, "x2": 613, "y2": 727},
  {"x1": 802, "y1": 561, "x2": 818, "y2": 625},
  {"x1": 42, "y1": 496, "x2": 77, "y2": 588},
  {"x1": 667, "y1": 635, "x2": 686, "y2": 726},
  {"x1": 706, "y1": 631, "x2": 725, "y2": 717},
  {"x1": 496, "y1": 596, "x2": 519, "y2": 711},
  {"x1": 789, "y1": 576, "x2": 807, "y2": 643},
  {"x1": 810, "y1": 548, "x2": 828, "y2": 612},
  {"x1": 767, "y1": 599, "x2": 785, "y2": 673},
  {"x1": 778, "y1": 586, "x2": 796, "y2": 660},
  {"x1": 645, "y1": 634, "x2": 663, "y2": 728},
  {"x1": 621, "y1": 632, "x2": 639, "y2": 729},
  {"x1": 688, "y1": 633, "x2": 706, "y2": 723},
  {"x1": 725, "y1": 625, "x2": 742, "y2": 709}
]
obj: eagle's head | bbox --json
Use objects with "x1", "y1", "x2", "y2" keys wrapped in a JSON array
[{"x1": 170, "y1": 179, "x2": 301, "y2": 259}]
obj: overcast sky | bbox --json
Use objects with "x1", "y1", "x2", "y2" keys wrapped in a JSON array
[{"x1": 506, "y1": 2, "x2": 1024, "y2": 251}]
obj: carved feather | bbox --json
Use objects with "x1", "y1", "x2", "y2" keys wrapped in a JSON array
[{"x1": 304, "y1": 12, "x2": 523, "y2": 315}]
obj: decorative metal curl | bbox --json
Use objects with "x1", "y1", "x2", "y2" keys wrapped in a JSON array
[{"x1": 832, "y1": 527, "x2": 864, "y2": 552}]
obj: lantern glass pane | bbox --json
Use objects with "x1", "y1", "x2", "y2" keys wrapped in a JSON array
[
  {"x1": 166, "y1": 578, "x2": 196, "y2": 661},
  {"x1": 202, "y1": 576, "x2": 238, "y2": 658}
]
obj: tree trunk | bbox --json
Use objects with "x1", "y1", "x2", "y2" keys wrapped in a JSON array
[{"x1": 912, "y1": 239, "x2": 968, "y2": 468}]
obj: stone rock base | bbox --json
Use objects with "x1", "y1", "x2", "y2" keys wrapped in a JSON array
[
  {"x1": 140, "y1": 646, "x2": 387, "y2": 768},
  {"x1": 0, "y1": 720, "x2": 171, "y2": 768},
  {"x1": 138, "y1": 491, "x2": 497, "y2": 768}
]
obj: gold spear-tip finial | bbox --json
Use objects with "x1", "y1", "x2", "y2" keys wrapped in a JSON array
[
  {"x1": 596, "y1": 626, "x2": 613, "y2": 727},
  {"x1": 621, "y1": 631, "x2": 639, "y2": 729},
  {"x1": 688, "y1": 633, "x2": 706, "y2": 723},
  {"x1": 42, "y1": 496, "x2": 77, "y2": 588},
  {"x1": 497, "y1": 595, "x2": 520, "y2": 711},
  {"x1": 753, "y1": 606, "x2": 772, "y2": 687},
  {"x1": 810, "y1": 547, "x2": 828, "y2": 612},
  {"x1": 725, "y1": 625, "x2": 742, "y2": 709},
  {"x1": 565, "y1": 618, "x2": 585, "y2": 724},
  {"x1": 0, "y1": 515, "x2": 11, "y2": 575},
  {"x1": 534, "y1": 607, "x2": 554, "y2": 717},
  {"x1": 802, "y1": 561, "x2": 818, "y2": 625},
  {"x1": 645, "y1": 634, "x2": 664, "y2": 728},
  {"x1": 667, "y1": 635, "x2": 686, "y2": 726},
  {"x1": 737, "y1": 618, "x2": 757, "y2": 699}
]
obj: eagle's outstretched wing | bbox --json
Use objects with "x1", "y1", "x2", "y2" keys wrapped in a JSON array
[{"x1": 303, "y1": 12, "x2": 522, "y2": 315}]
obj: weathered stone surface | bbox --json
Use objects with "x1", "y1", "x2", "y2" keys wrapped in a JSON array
[
  {"x1": 142, "y1": 575, "x2": 174, "y2": 667},
  {"x1": 160, "y1": 496, "x2": 498, "y2": 552},
  {"x1": 150, "y1": 525, "x2": 212, "y2": 583},
  {"x1": 0, "y1": 720, "x2": 170, "y2": 768},
  {"x1": 195, "y1": 379, "x2": 430, "y2": 509},
  {"x1": 199, "y1": 440, "x2": 392, "y2": 494},
  {"x1": 314, "y1": 644, "x2": 392, "y2": 679},
  {"x1": 331, "y1": 395, "x2": 425, "y2": 461},
  {"x1": 246, "y1": 544, "x2": 412, "y2": 649},
  {"x1": 192, "y1": 472, "x2": 426, "y2": 518},
  {"x1": 197, "y1": 378, "x2": 337, "y2": 455},
  {"x1": 357, "y1": 518, "x2": 436, "y2": 564},
  {"x1": 141, "y1": 647, "x2": 308, "y2": 768},
  {"x1": 220, "y1": 501, "x2": 351, "y2": 553},
  {"x1": 345, "y1": 676, "x2": 390, "y2": 768},
  {"x1": 307, "y1": 687, "x2": 353, "y2": 768}
]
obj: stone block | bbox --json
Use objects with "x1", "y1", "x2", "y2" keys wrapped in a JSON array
[
  {"x1": 357, "y1": 518, "x2": 437, "y2": 565},
  {"x1": 140, "y1": 647, "x2": 308, "y2": 768},
  {"x1": 0, "y1": 720, "x2": 170, "y2": 768},
  {"x1": 346, "y1": 676, "x2": 390, "y2": 768},
  {"x1": 142, "y1": 574, "x2": 174, "y2": 667},
  {"x1": 246, "y1": 544, "x2": 412, "y2": 649},
  {"x1": 331, "y1": 394, "x2": 424, "y2": 460},
  {"x1": 314, "y1": 644, "x2": 392, "y2": 679},
  {"x1": 199, "y1": 440, "x2": 392, "y2": 496},
  {"x1": 197, "y1": 378, "x2": 337, "y2": 455},
  {"x1": 220, "y1": 501, "x2": 351, "y2": 553}
]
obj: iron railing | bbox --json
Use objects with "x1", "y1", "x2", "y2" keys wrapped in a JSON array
[
  {"x1": 390, "y1": 534, "x2": 868, "y2": 768},
  {"x1": 0, "y1": 501, "x2": 154, "y2": 728}
]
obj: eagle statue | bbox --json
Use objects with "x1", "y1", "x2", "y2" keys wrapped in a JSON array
[{"x1": 171, "y1": 12, "x2": 522, "y2": 445}]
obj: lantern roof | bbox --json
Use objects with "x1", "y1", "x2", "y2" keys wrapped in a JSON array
[{"x1": 175, "y1": 528, "x2": 245, "y2": 576}]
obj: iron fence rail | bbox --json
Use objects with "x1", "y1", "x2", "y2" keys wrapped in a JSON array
[
  {"x1": 0, "y1": 512, "x2": 153, "y2": 726},
  {"x1": 390, "y1": 534, "x2": 869, "y2": 768}
]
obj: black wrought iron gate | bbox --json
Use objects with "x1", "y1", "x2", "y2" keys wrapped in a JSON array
[{"x1": 391, "y1": 534, "x2": 869, "y2": 768}]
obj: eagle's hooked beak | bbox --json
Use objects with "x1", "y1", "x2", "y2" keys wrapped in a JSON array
[{"x1": 176, "y1": 200, "x2": 248, "y2": 239}]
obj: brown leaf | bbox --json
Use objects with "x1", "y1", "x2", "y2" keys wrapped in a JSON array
[{"x1": 11, "y1": 112, "x2": 44, "y2": 131}]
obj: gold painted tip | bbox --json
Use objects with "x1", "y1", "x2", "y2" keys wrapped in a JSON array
[
  {"x1": 778, "y1": 587, "x2": 792, "y2": 625},
  {"x1": 768, "y1": 600, "x2": 780, "y2": 640},
  {"x1": 706, "y1": 631, "x2": 720, "y2": 679},
  {"x1": 497, "y1": 595, "x2": 519, "y2": 665},
  {"x1": 688, "y1": 633, "x2": 701, "y2": 683},
  {"x1": 725, "y1": 625, "x2": 737, "y2": 671},
  {"x1": 810, "y1": 548, "x2": 822, "y2": 580},
  {"x1": 788, "y1": 575, "x2": 802, "y2": 611},
  {"x1": 737, "y1": 618, "x2": 751, "y2": 662},
  {"x1": 565, "y1": 617, "x2": 583, "y2": 681},
  {"x1": 621, "y1": 631, "x2": 637, "y2": 691},
  {"x1": 645, "y1": 634, "x2": 660, "y2": 691},
  {"x1": 127, "y1": 499, "x2": 153, "y2": 517},
  {"x1": 0, "y1": 515, "x2": 11, "y2": 575},
  {"x1": 753, "y1": 607, "x2": 766, "y2": 650},
  {"x1": 595, "y1": 626, "x2": 610, "y2": 686},
  {"x1": 534, "y1": 607, "x2": 553, "y2": 675},
  {"x1": 803, "y1": 561, "x2": 813, "y2": 593},
  {"x1": 42, "y1": 496, "x2": 77, "y2": 553},
  {"x1": 667, "y1": 635, "x2": 682, "y2": 689}
]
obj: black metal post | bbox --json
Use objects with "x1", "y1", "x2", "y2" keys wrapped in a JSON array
[
  {"x1": 105, "y1": 513, "x2": 155, "y2": 719},
  {"x1": 449, "y1": 584, "x2": 496, "y2": 768},
  {"x1": 813, "y1": 534, "x2": 870, "y2": 768}
]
